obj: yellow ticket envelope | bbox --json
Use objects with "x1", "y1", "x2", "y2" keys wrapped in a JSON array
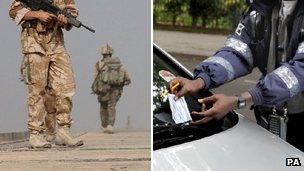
[{"x1": 168, "y1": 94, "x2": 192, "y2": 124}]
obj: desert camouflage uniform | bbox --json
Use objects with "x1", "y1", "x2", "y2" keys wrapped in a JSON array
[
  {"x1": 94, "y1": 58, "x2": 131, "y2": 128},
  {"x1": 9, "y1": 0, "x2": 78, "y2": 134}
]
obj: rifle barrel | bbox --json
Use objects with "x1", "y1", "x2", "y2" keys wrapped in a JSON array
[{"x1": 81, "y1": 24, "x2": 96, "y2": 33}]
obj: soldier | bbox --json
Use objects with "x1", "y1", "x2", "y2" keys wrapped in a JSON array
[
  {"x1": 92, "y1": 44, "x2": 131, "y2": 134},
  {"x1": 9, "y1": 0, "x2": 83, "y2": 148}
]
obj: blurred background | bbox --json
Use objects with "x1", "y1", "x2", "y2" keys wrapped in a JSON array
[{"x1": 154, "y1": 0, "x2": 247, "y2": 32}]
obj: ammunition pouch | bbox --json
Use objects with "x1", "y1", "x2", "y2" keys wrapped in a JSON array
[
  {"x1": 21, "y1": 20, "x2": 38, "y2": 29},
  {"x1": 22, "y1": 20, "x2": 58, "y2": 33},
  {"x1": 20, "y1": 55, "x2": 32, "y2": 85}
]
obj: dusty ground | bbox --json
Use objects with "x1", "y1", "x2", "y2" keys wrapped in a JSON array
[
  {"x1": 154, "y1": 30, "x2": 263, "y2": 121},
  {"x1": 0, "y1": 132, "x2": 150, "y2": 171}
]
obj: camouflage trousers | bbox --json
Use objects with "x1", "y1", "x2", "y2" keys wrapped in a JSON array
[
  {"x1": 22, "y1": 52, "x2": 76, "y2": 133},
  {"x1": 99, "y1": 89, "x2": 122, "y2": 128}
]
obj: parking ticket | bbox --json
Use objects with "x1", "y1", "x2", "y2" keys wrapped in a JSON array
[{"x1": 168, "y1": 94, "x2": 192, "y2": 124}]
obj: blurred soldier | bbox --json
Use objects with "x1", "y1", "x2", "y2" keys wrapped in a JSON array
[
  {"x1": 9, "y1": 0, "x2": 83, "y2": 148},
  {"x1": 92, "y1": 44, "x2": 131, "y2": 134}
]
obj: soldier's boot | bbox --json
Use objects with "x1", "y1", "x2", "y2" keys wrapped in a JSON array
[
  {"x1": 101, "y1": 127, "x2": 107, "y2": 133},
  {"x1": 29, "y1": 133, "x2": 52, "y2": 149},
  {"x1": 55, "y1": 126, "x2": 84, "y2": 147},
  {"x1": 46, "y1": 133, "x2": 56, "y2": 142},
  {"x1": 105, "y1": 125, "x2": 114, "y2": 134}
]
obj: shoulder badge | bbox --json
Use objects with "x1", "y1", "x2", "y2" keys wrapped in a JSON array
[{"x1": 235, "y1": 23, "x2": 245, "y2": 36}]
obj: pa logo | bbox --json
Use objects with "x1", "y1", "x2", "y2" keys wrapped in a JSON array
[{"x1": 286, "y1": 158, "x2": 301, "y2": 166}]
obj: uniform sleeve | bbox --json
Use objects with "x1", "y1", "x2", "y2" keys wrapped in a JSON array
[
  {"x1": 93, "y1": 62, "x2": 99, "y2": 80},
  {"x1": 249, "y1": 43, "x2": 304, "y2": 106},
  {"x1": 65, "y1": 0, "x2": 79, "y2": 17},
  {"x1": 124, "y1": 69, "x2": 131, "y2": 85},
  {"x1": 194, "y1": 12, "x2": 255, "y2": 90},
  {"x1": 9, "y1": 1, "x2": 30, "y2": 25}
]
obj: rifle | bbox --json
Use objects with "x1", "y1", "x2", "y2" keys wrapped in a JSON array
[{"x1": 18, "y1": 0, "x2": 95, "y2": 33}]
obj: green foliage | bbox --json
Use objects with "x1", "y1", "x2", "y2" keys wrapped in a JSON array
[
  {"x1": 155, "y1": 0, "x2": 247, "y2": 30},
  {"x1": 164, "y1": 0, "x2": 186, "y2": 25},
  {"x1": 188, "y1": 0, "x2": 215, "y2": 27}
]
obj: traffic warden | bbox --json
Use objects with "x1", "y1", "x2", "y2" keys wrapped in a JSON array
[
  {"x1": 92, "y1": 44, "x2": 131, "y2": 134},
  {"x1": 171, "y1": 0, "x2": 304, "y2": 151},
  {"x1": 9, "y1": 0, "x2": 83, "y2": 148}
]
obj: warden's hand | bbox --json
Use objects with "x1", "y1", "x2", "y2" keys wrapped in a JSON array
[
  {"x1": 169, "y1": 77, "x2": 205, "y2": 100},
  {"x1": 191, "y1": 94, "x2": 238, "y2": 124}
]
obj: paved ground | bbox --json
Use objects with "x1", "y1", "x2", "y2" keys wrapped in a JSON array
[
  {"x1": 154, "y1": 30, "x2": 262, "y2": 121},
  {"x1": 154, "y1": 30, "x2": 227, "y2": 57},
  {"x1": 0, "y1": 132, "x2": 150, "y2": 171}
]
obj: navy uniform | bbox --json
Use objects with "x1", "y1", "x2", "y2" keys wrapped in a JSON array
[{"x1": 194, "y1": 0, "x2": 304, "y2": 151}]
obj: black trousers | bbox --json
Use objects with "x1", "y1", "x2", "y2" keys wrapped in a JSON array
[{"x1": 286, "y1": 114, "x2": 304, "y2": 152}]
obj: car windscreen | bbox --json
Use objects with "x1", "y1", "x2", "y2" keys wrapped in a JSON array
[{"x1": 153, "y1": 45, "x2": 238, "y2": 150}]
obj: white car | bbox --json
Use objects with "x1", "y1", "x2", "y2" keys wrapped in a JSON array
[{"x1": 153, "y1": 44, "x2": 304, "y2": 171}]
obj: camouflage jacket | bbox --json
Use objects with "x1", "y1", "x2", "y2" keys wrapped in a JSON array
[
  {"x1": 9, "y1": 0, "x2": 79, "y2": 55},
  {"x1": 93, "y1": 58, "x2": 131, "y2": 87}
]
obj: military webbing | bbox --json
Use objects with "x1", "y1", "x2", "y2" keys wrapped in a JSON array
[
  {"x1": 21, "y1": 0, "x2": 68, "y2": 44},
  {"x1": 46, "y1": 22, "x2": 58, "y2": 44},
  {"x1": 31, "y1": 26, "x2": 52, "y2": 52},
  {"x1": 91, "y1": 60, "x2": 106, "y2": 94}
]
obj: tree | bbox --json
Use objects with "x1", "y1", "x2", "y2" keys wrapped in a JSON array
[
  {"x1": 188, "y1": 0, "x2": 217, "y2": 28},
  {"x1": 224, "y1": 0, "x2": 247, "y2": 28},
  {"x1": 154, "y1": 0, "x2": 161, "y2": 25},
  {"x1": 165, "y1": 0, "x2": 184, "y2": 26},
  {"x1": 188, "y1": 0, "x2": 201, "y2": 27}
]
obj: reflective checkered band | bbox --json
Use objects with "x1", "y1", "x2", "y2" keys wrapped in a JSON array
[
  {"x1": 204, "y1": 56, "x2": 235, "y2": 81},
  {"x1": 273, "y1": 66, "x2": 300, "y2": 97},
  {"x1": 224, "y1": 37, "x2": 253, "y2": 67}
]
